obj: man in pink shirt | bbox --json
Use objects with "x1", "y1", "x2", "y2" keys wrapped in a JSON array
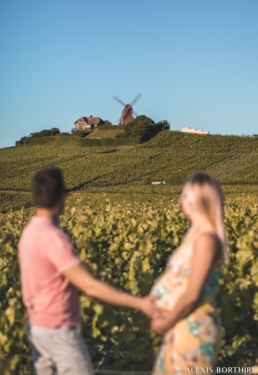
[{"x1": 18, "y1": 167, "x2": 155, "y2": 375}]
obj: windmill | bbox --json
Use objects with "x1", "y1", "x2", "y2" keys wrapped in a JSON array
[{"x1": 113, "y1": 93, "x2": 142, "y2": 124}]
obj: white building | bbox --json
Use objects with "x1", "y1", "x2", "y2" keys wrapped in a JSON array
[{"x1": 181, "y1": 127, "x2": 209, "y2": 135}]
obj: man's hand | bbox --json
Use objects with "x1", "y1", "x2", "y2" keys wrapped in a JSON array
[
  {"x1": 151, "y1": 310, "x2": 172, "y2": 335},
  {"x1": 63, "y1": 264, "x2": 162, "y2": 313},
  {"x1": 138, "y1": 295, "x2": 160, "y2": 319}
]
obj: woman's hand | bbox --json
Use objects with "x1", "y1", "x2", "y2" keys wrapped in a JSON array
[
  {"x1": 151, "y1": 310, "x2": 172, "y2": 335},
  {"x1": 138, "y1": 295, "x2": 160, "y2": 319}
]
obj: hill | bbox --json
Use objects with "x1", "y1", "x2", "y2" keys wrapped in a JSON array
[
  {"x1": 16, "y1": 116, "x2": 169, "y2": 146},
  {"x1": 1, "y1": 131, "x2": 258, "y2": 195}
]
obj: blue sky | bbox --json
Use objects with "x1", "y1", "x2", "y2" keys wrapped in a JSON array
[{"x1": 0, "y1": 0, "x2": 258, "y2": 148}]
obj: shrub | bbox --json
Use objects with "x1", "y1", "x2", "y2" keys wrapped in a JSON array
[
  {"x1": 72, "y1": 130, "x2": 91, "y2": 138},
  {"x1": 123, "y1": 116, "x2": 166, "y2": 143}
]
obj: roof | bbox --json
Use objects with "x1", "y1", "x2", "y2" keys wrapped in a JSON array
[
  {"x1": 74, "y1": 116, "x2": 104, "y2": 125},
  {"x1": 74, "y1": 117, "x2": 87, "y2": 124},
  {"x1": 86, "y1": 117, "x2": 103, "y2": 126}
]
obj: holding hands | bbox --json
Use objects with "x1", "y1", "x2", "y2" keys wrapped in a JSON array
[
  {"x1": 150, "y1": 309, "x2": 172, "y2": 335},
  {"x1": 138, "y1": 294, "x2": 172, "y2": 335},
  {"x1": 137, "y1": 294, "x2": 160, "y2": 319}
]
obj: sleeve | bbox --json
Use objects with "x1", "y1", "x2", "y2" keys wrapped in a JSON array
[{"x1": 45, "y1": 229, "x2": 81, "y2": 272}]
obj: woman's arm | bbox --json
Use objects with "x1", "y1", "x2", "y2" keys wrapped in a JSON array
[
  {"x1": 62, "y1": 264, "x2": 157, "y2": 318},
  {"x1": 151, "y1": 232, "x2": 221, "y2": 334}
]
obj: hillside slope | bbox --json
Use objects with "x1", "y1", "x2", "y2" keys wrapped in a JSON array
[
  {"x1": 1, "y1": 131, "x2": 258, "y2": 192},
  {"x1": 86, "y1": 128, "x2": 124, "y2": 139}
]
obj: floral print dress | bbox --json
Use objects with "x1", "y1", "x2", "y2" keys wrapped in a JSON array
[{"x1": 150, "y1": 231, "x2": 223, "y2": 375}]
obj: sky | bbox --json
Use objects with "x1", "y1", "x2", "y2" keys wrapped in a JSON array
[{"x1": 0, "y1": 0, "x2": 258, "y2": 148}]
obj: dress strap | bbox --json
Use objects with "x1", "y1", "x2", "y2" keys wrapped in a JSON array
[
  {"x1": 188, "y1": 227, "x2": 217, "y2": 239},
  {"x1": 180, "y1": 227, "x2": 218, "y2": 250},
  {"x1": 201, "y1": 229, "x2": 217, "y2": 236}
]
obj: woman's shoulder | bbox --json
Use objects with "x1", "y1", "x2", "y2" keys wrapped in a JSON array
[
  {"x1": 193, "y1": 228, "x2": 220, "y2": 243},
  {"x1": 180, "y1": 228, "x2": 221, "y2": 251},
  {"x1": 193, "y1": 230, "x2": 223, "y2": 262}
]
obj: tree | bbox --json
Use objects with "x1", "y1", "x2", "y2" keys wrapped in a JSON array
[
  {"x1": 123, "y1": 116, "x2": 169, "y2": 143},
  {"x1": 51, "y1": 128, "x2": 60, "y2": 135},
  {"x1": 124, "y1": 116, "x2": 155, "y2": 142},
  {"x1": 155, "y1": 120, "x2": 170, "y2": 130}
]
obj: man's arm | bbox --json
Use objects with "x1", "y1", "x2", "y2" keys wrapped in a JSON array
[
  {"x1": 62, "y1": 264, "x2": 156, "y2": 318},
  {"x1": 151, "y1": 232, "x2": 221, "y2": 334}
]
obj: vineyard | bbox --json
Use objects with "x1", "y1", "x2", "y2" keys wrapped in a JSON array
[
  {"x1": 2, "y1": 131, "x2": 258, "y2": 195},
  {"x1": 0, "y1": 196, "x2": 258, "y2": 374},
  {"x1": 0, "y1": 193, "x2": 33, "y2": 212},
  {"x1": 1, "y1": 130, "x2": 258, "y2": 373},
  {"x1": 2, "y1": 184, "x2": 258, "y2": 213}
]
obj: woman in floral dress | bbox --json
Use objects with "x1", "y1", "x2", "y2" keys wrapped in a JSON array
[{"x1": 150, "y1": 172, "x2": 228, "y2": 374}]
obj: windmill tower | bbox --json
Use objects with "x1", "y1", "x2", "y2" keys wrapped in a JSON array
[{"x1": 113, "y1": 93, "x2": 142, "y2": 124}]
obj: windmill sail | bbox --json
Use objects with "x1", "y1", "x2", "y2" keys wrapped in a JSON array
[{"x1": 113, "y1": 93, "x2": 142, "y2": 124}]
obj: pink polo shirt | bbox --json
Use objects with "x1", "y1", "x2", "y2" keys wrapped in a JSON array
[{"x1": 18, "y1": 216, "x2": 81, "y2": 328}]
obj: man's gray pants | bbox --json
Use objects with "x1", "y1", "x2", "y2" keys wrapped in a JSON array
[{"x1": 26, "y1": 324, "x2": 94, "y2": 375}]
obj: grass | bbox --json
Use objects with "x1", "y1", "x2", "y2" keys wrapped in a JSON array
[{"x1": 87, "y1": 129, "x2": 124, "y2": 139}]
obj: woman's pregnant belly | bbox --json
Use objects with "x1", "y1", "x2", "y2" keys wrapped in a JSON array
[{"x1": 150, "y1": 272, "x2": 187, "y2": 312}]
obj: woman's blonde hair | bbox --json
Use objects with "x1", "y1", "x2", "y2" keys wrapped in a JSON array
[{"x1": 182, "y1": 172, "x2": 228, "y2": 258}]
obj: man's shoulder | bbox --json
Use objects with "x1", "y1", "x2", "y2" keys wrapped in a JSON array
[
  {"x1": 19, "y1": 218, "x2": 71, "y2": 246},
  {"x1": 52, "y1": 225, "x2": 72, "y2": 245},
  {"x1": 32, "y1": 220, "x2": 72, "y2": 246}
]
